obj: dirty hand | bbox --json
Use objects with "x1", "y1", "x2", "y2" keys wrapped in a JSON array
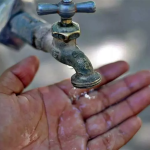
[{"x1": 0, "y1": 56, "x2": 150, "y2": 150}]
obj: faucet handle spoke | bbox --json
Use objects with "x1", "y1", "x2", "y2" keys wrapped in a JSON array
[
  {"x1": 37, "y1": 4, "x2": 58, "y2": 15},
  {"x1": 76, "y1": 1, "x2": 96, "y2": 13}
]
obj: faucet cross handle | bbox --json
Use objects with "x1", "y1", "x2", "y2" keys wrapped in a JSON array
[
  {"x1": 37, "y1": 0, "x2": 96, "y2": 19},
  {"x1": 62, "y1": 0, "x2": 72, "y2": 3}
]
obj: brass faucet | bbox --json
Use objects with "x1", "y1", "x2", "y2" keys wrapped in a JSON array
[{"x1": 0, "y1": 0, "x2": 102, "y2": 89}]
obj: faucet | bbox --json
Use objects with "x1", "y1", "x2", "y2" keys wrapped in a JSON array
[{"x1": 0, "y1": 0, "x2": 102, "y2": 89}]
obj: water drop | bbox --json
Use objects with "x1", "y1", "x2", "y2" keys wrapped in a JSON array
[
  {"x1": 69, "y1": 88, "x2": 97, "y2": 102},
  {"x1": 69, "y1": 88, "x2": 81, "y2": 102},
  {"x1": 84, "y1": 93, "x2": 91, "y2": 100}
]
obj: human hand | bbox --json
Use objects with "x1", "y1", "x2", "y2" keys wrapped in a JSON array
[{"x1": 0, "y1": 56, "x2": 150, "y2": 150}]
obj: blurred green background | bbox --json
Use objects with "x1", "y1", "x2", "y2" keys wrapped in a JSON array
[{"x1": 0, "y1": 0, "x2": 150, "y2": 149}]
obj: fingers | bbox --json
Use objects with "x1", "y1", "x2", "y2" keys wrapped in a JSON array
[
  {"x1": 87, "y1": 116, "x2": 141, "y2": 150},
  {"x1": 86, "y1": 87, "x2": 150, "y2": 138},
  {"x1": 75, "y1": 71, "x2": 150, "y2": 119},
  {"x1": 0, "y1": 56, "x2": 39, "y2": 95},
  {"x1": 57, "y1": 61, "x2": 129, "y2": 95}
]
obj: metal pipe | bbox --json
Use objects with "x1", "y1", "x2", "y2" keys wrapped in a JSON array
[{"x1": 9, "y1": 12, "x2": 52, "y2": 51}]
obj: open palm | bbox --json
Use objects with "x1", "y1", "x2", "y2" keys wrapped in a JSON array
[{"x1": 0, "y1": 56, "x2": 150, "y2": 150}]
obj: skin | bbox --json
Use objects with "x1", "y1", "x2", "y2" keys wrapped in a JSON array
[{"x1": 0, "y1": 56, "x2": 150, "y2": 150}]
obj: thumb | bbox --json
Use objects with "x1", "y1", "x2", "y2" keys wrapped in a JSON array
[{"x1": 0, "y1": 56, "x2": 39, "y2": 95}]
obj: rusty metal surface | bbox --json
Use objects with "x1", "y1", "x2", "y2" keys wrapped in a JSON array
[
  {"x1": 50, "y1": 38, "x2": 102, "y2": 88},
  {"x1": 10, "y1": 12, "x2": 45, "y2": 46}
]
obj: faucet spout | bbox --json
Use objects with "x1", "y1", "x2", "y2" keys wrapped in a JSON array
[{"x1": 42, "y1": 36, "x2": 101, "y2": 88}]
